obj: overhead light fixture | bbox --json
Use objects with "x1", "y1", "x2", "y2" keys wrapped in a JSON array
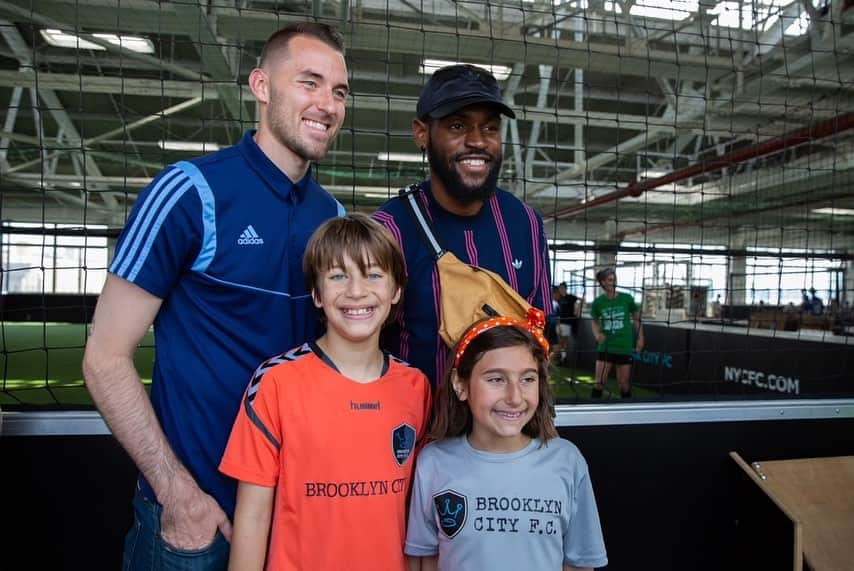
[
  {"x1": 813, "y1": 208, "x2": 854, "y2": 216},
  {"x1": 419, "y1": 58, "x2": 512, "y2": 81},
  {"x1": 157, "y1": 141, "x2": 221, "y2": 152},
  {"x1": 41, "y1": 29, "x2": 155, "y2": 54},
  {"x1": 639, "y1": 168, "x2": 669, "y2": 179},
  {"x1": 325, "y1": 185, "x2": 395, "y2": 197},
  {"x1": 376, "y1": 152, "x2": 426, "y2": 163},
  {"x1": 628, "y1": 0, "x2": 696, "y2": 22},
  {"x1": 785, "y1": 12, "x2": 810, "y2": 37}
]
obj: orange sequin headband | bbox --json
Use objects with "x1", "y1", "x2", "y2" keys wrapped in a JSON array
[{"x1": 454, "y1": 307, "x2": 550, "y2": 368}]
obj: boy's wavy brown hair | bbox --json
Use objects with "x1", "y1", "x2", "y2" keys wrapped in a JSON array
[{"x1": 303, "y1": 213, "x2": 407, "y2": 324}]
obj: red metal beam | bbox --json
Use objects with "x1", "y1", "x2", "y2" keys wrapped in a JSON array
[{"x1": 553, "y1": 112, "x2": 854, "y2": 219}]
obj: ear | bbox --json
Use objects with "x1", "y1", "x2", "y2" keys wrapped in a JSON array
[
  {"x1": 451, "y1": 369, "x2": 468, "y2": 401},
  {"x1": 248, "y1": 68, "x2": 270, "y2": 105},
  {"x1": 311, "y1": 287, "x2": 323, "y2": 309},
  {"x1": 391, "y1": 284, "x2": 402, "y2": 305},
  {"x1": 412, "y1": 118, "x2": 428, "y2": 151}
]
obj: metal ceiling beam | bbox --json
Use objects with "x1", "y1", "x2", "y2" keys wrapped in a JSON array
[
  {"x1": 747, "y1": 0, "x2": 805, "y2": 62},
  {"x1": 220, "y1": 13, "x2": 733, "y2": 82},
  {"x1": 0, "y1": 84, "x2": 21, "y2": 170},
  {"x1": 0, "y1": 70, "x2": 799, "y2": 137},
  {"x1": 525, "y1": 64, "x2": 553, "y2": 181},
  {"x1": 0, "y1": 1, "x2": 206, "y2": 81},
  {"x1": 5, "y1": 96, "x2": 203, "y2": 173},
  {"x1": 553, "y1": 114, "x2": 854, "y2": 219},
  {"x1": 527, "y1": 25, "x2": 854, "y2": 199},
  {"x1": 0, "y1": 0, "x2": 734, "y2": 81},
  {"x1": 729, "y1": 30, "x2": 854, "y2": 119},
  {"x1": 0, "y1": 69, "x2": 206, "y2": 98},
  {"x1": 501, "y1": 62, "x2": 525, "y2": 187},
  {"x1": 0, "y1": 18, "x2": 116, "y2": 207},
  {"x1": 3, "y1": 0, "x2": 847, "y2": 89},
  {"x1": 174, "y1": 3, "x2": 250, "y2": 125},
  {"x1": 526, "y1": 83, "x2": 709, "y2": 196}
]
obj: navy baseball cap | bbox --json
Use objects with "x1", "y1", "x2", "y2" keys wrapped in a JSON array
[{"x1": 416, "y1": 64, "x2": 516, "y2": 120}]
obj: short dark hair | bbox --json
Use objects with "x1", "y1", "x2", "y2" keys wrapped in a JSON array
[
  {"x1": 259, "y1": 22, "x2": 344, "y2": 68},
  {"x1": 428, "y1": 324, "x2": 557, "y2": 444},
  {"x1": 596, "y1": 268, "x2": 615, "y2": 285},
  {"x1": 303, "y1": 213, "x2": 406, "y2": 323}
]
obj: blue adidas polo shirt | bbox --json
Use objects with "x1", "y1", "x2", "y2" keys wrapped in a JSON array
[{"x1": 109, "y1": 130, "x2": 344, "y2": 518}]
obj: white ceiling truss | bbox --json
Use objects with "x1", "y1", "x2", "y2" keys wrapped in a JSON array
[{"x1": 0, "y1": 0, "x2": 852, "y2": 249}]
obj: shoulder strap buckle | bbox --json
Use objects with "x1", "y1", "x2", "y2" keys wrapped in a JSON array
[{"x1": 397, "y1": 183, "x2": 445, "y2": 260}]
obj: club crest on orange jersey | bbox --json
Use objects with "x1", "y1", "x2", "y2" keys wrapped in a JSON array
[{"x1": 392, "y1": 423, "x2": 416, "y2": 466}]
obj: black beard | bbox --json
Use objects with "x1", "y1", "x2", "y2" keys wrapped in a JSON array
[{"x1": 427, "y1": 141, "x2": 501, "y2": 205}]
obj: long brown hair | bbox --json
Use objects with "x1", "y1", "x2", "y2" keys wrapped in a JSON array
[{"x1": 428, "y1": 323, "x2": 558, "y2": 443}]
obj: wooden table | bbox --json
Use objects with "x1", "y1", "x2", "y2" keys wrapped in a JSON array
[{"x1": 731, "y1": 452, "x2": 854, "y2": 571}]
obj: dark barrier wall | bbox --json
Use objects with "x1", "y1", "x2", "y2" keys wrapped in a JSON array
[
  {"x1": 684, "y1": 329, "x2": 854, "y2": 397},
  {"x1": 1, "y1": 435, "x2": 136, "y2": 569},
  {"x1": 569, "y1": 319, "x2": 854, "y2": 398},
  {"x1": 1, "y1": 293, "x2": 98, "y2": 323},
  {"x1": 4, "y1": 415, "x2": 854, "y2": 571},
  {"x1": 562, "y1": 417, "x2": 854, "y2": 570}
]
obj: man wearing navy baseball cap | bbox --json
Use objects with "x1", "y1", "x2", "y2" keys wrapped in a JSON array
[
  {"x1": 373, "y1": 64, "x2": 552, "y2": 386},
  {"x1": 416, "y1": 64, "x2": 516, "y2": 121}
]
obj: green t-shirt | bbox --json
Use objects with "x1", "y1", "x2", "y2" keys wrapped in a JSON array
[{"x1": 590, "y1": 292, "x2": 639, "y2": 355}]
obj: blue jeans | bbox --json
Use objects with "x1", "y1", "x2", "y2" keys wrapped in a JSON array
[{"x1": 123, "y1": 490, "x2": 230, "y2": 571}]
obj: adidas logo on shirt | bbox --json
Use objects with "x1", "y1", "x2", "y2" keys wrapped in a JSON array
[{"x1": 238, "y1": 225, "x2": 264, "y2": 246}]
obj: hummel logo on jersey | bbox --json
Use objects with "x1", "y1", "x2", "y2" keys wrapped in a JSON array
[
  {"x1": 238, "y1": 225, "x2": 264, "y2": 246},
  {"x1": 512, "y1": 258, "x2": 523, "y2": 270}
]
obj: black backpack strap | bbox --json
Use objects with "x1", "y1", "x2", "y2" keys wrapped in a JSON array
[{"x1": 398, "y1": 183, "x2": 445, "y2": 261}]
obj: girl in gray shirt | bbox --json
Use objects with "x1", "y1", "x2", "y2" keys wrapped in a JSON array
[{"x1": 405, "y1": 313, "x2": 608, "y2": 571}]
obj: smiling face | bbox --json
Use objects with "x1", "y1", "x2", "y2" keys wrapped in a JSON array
[
  {"x1": 453, "y1": 344, "x2": 540, "y2": 453},
  {"x1": 312, "y1": 251, "x2": 401, "y2": 347},
  {"x1": 255, "y1": 34, "x2": 349, "y2": 164},
  {"x1": 414, "y1": 104, "x2": 503, "y2": 208}
]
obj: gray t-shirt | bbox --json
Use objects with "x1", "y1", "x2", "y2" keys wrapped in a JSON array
[{"x1": 406, "y1": 436, "x2": 608, "y2": 570}]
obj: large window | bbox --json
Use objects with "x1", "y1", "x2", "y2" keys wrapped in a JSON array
[
  {"x1": 1, "y1": 223, "x2": 109, "y2": 295},
  {"x1": 550, "y1": 242, "x2": 596, "y2": 300},
  {"x1": 746, "y1": 249, "x2": 842, "y2": 306},
  {"x1": 612, "y1": 244, "x2": 728, "y2": 317}
]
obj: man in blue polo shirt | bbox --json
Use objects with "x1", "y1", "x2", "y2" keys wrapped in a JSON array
[
  {"x1": 82, "y1": 23, "x2": 348, "y2": 569},
  {"x1": 373, "y1": 65, "x2": 552, "y2": 386}
]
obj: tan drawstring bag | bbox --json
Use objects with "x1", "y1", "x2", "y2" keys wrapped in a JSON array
[{"x1": 399, "y1": 184, "x2": 533, "y2": 347}]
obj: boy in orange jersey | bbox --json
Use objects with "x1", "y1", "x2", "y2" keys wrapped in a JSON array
[{"x1": 219, "y1": 213, "x2": 431, "y2": 571}]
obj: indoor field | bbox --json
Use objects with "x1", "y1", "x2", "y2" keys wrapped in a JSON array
[{"x1": 2, "y1": 1, "x2": 854, "y2": 570}]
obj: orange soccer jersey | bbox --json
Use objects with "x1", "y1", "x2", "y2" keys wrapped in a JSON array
[{"x1": 220, "y1": 342, "x2": 431, "y2": 571}]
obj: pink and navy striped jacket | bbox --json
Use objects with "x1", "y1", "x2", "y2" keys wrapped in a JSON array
[{"x1": 373, "y1": 181, "x2": 552, "y2": 387}]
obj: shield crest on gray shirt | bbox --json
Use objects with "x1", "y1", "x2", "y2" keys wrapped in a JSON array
[{"x1": 433, "y1": 489, "x2": 468, "y2": 539}]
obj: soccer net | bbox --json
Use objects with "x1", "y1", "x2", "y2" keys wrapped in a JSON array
[{"x1": 1, "y1": 0, "x2": 853, "y2": 408}]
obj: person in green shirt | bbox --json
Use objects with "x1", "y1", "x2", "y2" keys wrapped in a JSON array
[{"x1": 589, "y1": 268, "x2": 644, "y2": 399}]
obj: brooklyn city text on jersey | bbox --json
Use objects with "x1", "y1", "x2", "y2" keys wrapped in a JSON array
[
  {"x1": 475, "y1": 496, "x2": 563, "y2": 515},
  {"x1": 305, "y1": 478, "x2": 408, "y2": 498}
]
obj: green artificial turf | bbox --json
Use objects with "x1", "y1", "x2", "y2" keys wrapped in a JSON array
[
  {"x1": 549, "y1": 362, "x2": 659, "y2": 401},
  {"x1": 0, "y1": 322, "x2": 657, "y2": 408},
  {"x1": 0, "y1": 322, "x2": 154, "y2": 407}
]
